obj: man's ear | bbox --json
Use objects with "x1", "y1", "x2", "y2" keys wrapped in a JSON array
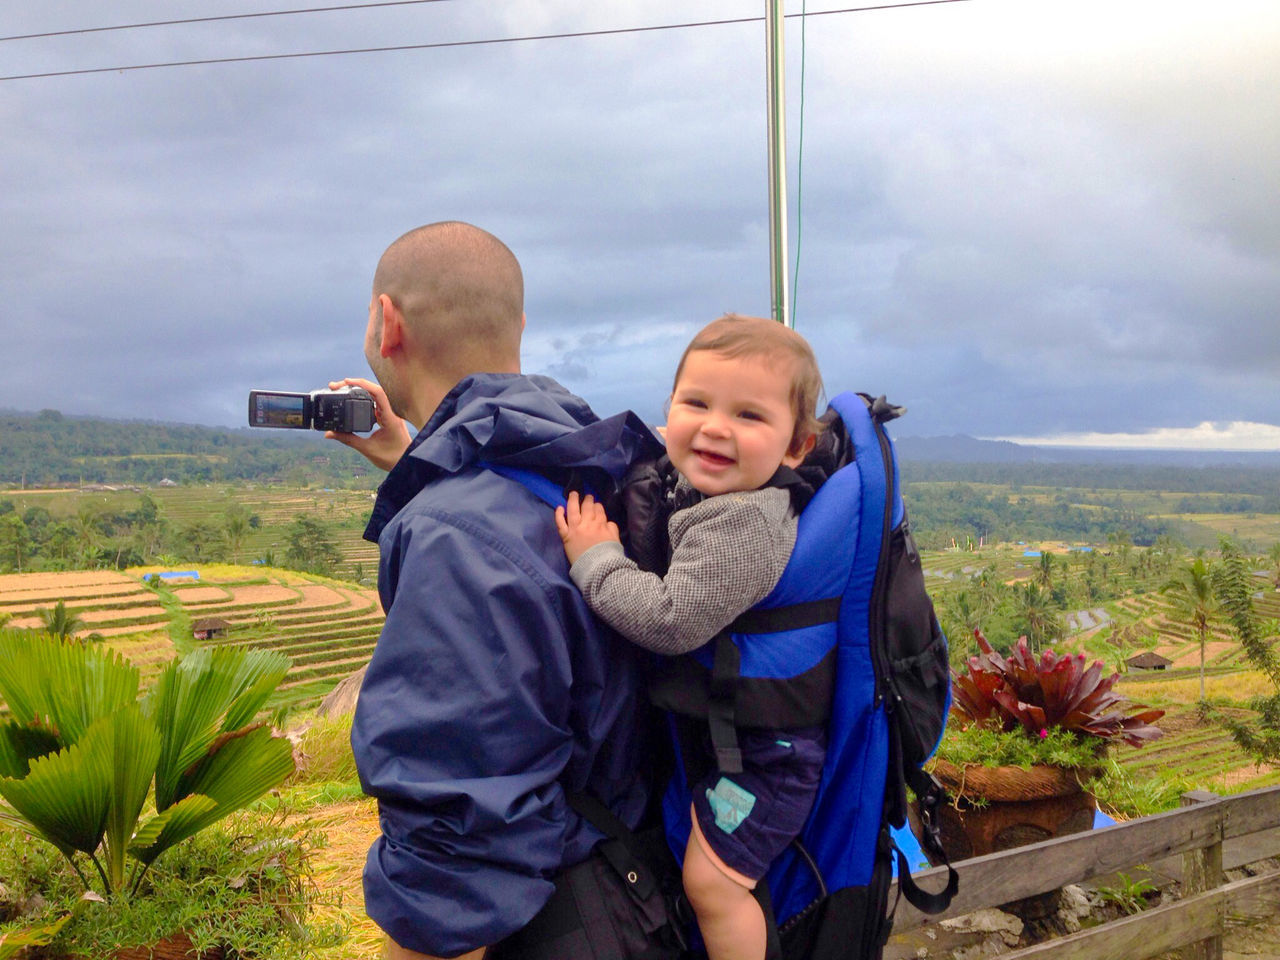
[{"x1": 377, "y1": 293, "x2": 404, "y2": 358}]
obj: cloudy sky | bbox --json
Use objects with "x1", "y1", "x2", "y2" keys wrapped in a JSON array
[{"x1": 3, "y1": 0, "x2": 1277, "y2": 448}]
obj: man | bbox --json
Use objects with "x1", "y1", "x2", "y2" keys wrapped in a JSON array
[{"x1": 329, "y1": 222, "x2": 662, "y2": 959}]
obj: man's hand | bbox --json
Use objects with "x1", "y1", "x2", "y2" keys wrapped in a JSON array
[
  {"x1": 324, "y1": 377, "x2": 412, "y2": 472},
  {"x1": 555, "y1": 491, "x2": 621, "y2": 565}
]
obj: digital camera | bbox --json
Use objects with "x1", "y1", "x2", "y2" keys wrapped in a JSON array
[{"x1": 247, "y1": 387, "x2": 375, "y2": 433}]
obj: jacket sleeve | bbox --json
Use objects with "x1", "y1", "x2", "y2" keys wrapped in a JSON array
[
  {"x1": 351, "y1": 507, "x2": 580, "y2": 957},
  {"x1": 569, "y1": 490, "x2": 795, "y2": 655}
]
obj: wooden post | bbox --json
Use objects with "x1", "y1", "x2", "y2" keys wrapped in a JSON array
[{"x1": 1179, "y1": 790, "x2": 1223, "y2": 960}]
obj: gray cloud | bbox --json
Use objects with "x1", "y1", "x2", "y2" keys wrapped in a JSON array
[{"x1": 1, "y1": 0, "x2": 1277, "y2": 445}]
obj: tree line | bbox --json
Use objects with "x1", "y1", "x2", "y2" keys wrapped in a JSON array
[
  {"x1": 904, "y1": 482, "x2": 1171, "y2": 549},
  {"x1": 0, "y1": 408, "x2": 377, "y2": 488},
  {"x1": 0, "y1": 496, "x2": 344, "y2": 579},
  {"x1": 904, "y1": 460, "x2": 1280, "y2": 507}
]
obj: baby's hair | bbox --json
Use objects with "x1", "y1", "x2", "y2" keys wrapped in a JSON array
[{"x1": 673, "y1": 313, "x2": 825, "y2": 455}]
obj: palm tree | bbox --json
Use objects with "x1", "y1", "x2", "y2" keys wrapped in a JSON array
[
  {"x1": 1016, "y1": 582, "x2": 1062, "y2": 652},
  {"x1": 941, "y1": 589, "x2": 984, "y2": 663},
  {"x1": 1269, "y1": 542, "x2": 1280, "y2": 591},
  {"x1": 1108, "y1": 530, "x2": 1133, "y2": 569},
  {"x1": 1035, "y1": 551, "x2": 1055, "y2": 589},
  {"x1": 72, "y1": 505, "x2": 102, "y2": 567},
  {"x1": 972, "y1": 564, "x2": 1001, "y2": 610},
  {"x1": 1161, "y1": 558, "x2": 1217, "y2": 702},
  {"x1": 223, "y1": 507, "x2": 251, "y2": 565},
  {"x1": 131, "y1": 520, "x2": 166, "y2": 563},
  {"x1": 36, "y1": 600, "x2": 85, "y2": 641}
]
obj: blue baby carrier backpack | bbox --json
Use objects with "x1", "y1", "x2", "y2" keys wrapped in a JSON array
[
  {"x1": 487, "y1": 391, "x2": 956, "y2": 959},
  {"x1": 627, "y1": 391, "x2": 957, "y2": 960}
]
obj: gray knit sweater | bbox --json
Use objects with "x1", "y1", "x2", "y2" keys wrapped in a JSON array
[{"x1": 568, "y1": 483, "x2": 798, "y2": 655}]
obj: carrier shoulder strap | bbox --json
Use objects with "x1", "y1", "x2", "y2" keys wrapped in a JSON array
[{"x1": 482, "y1": 461, "x2": 580, "y2": 506}]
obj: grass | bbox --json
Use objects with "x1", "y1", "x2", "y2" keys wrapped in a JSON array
[
  {"x1": 0, "y1": 810, "x2": 350, "y2": 959},
  {"x1": 289, "y1": 713, "x2": 360, "y2": 786},
  {"x1": 1119, "y1": 670, "x2": 1278, "y2": 707},
  {"x1": 1090, "y1": 757, "x2": 1197, "y2": 820}
]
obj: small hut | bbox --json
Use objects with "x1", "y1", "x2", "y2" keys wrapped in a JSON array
[
  {"x1": 192, "y1": 617, "x2": 231, "y2": 641},
  {"x1": 1125, "y1": 651, "x2": 1172, "y2": 672}
]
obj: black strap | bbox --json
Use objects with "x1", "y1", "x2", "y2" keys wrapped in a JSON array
[
  {"x1": 565, "y1": 792, "x2": 662, "y2": 900},
  {"x1": 893, "y1": 841, "x2": 958, "y2": 917},
  {"x1": 707, "y1": 634, "x2": 743, "y2": 773},
  {"x1": 892, "y1": 768, "x2": 958, "y2": 916},
  {"x1": 730, "y1": 596, "x2": 841, "y2": 635},
  {"x1": 751, "y1": 878, "x2": 784, "y2": 960},
  {"x1": 567, "y1": 790, "x2": 642, "y2": 850}
]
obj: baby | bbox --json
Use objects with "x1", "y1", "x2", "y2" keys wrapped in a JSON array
[{"x1": 557, "y1": 313, "x2": 825, "y2": 960}]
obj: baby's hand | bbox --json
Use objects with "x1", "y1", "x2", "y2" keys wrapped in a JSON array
[{"x1": 555, "y1": 492, "x2": 620, "y2": 565}]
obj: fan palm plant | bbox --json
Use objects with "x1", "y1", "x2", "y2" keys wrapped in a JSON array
[
  {"x1": 0, "y1": 629, "x2": 294, "y2": 898},
  {"x1": 35, "y1": 600, "x2": 85, "y2": 641}
]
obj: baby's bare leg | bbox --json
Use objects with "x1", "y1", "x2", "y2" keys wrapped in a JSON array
[{"x1": 684, "y1": 811, "x2": 766, "y2": 960}]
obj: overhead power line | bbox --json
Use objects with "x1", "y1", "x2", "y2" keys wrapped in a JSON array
[
  {"x1": 1, "y1": 0, "x2": 457, "y2": 44},
  {"x1": 0, "y1": 0, "x2": 975, "y2": 83}
]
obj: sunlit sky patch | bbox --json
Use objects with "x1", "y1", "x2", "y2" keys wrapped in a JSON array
[{"x1": 988, "y1": 422, "x2": 1280, "y2": 451}]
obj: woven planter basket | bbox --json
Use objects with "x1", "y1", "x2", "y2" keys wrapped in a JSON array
[
  {"x1": 914, "y1": 758, "x2": 1100, "y2": 866},
  {"x1": 930, "y1": 758, "x2": 1096, "y2": 803}
]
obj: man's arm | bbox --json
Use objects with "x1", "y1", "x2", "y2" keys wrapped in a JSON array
[{"x1": 354, "y1": 508, "x2": 579, "y2": 957}]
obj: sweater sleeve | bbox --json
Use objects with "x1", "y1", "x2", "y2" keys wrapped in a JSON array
[{"x1": 569, "y1": 489, "x2": 796, "y2": 655}]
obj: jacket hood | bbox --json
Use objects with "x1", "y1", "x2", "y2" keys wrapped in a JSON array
[{"x1": 366, "y1": 373, "x2": 662, "y2": 540}]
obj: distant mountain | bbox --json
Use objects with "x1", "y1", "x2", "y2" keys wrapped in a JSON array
[{"x1": 896, "y1": 434, "x2": 1280, "y2": 468}]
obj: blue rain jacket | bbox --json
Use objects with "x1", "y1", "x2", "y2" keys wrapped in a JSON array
[{"x1": 352, "y1": 373, "x2": 664, "y2": 957}]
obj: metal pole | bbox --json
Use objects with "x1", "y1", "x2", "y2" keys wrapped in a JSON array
[{"x1": 765, "y1": 0, "x2": 790, "y2": 327}]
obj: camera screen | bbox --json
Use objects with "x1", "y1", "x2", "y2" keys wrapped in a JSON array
[{"x1": 251, "y1": 393, "x2": 307, "y2": 428}]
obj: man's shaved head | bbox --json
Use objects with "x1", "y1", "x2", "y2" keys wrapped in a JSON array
[{"x1": 372, "y1": 221, "x2": 524, "y2": 376}]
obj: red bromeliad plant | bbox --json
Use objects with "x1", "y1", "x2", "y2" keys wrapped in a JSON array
[{"x1": 951, "y1": 630, "x2": 1165, "y2": 749}]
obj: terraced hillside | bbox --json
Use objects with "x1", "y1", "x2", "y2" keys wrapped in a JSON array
[
  {"x1": 0, "y1": 566, "x2": 383, "y2": 710},
  {"x1": 1111, "y1": 703, "x2": 1280, "y2": 795}
]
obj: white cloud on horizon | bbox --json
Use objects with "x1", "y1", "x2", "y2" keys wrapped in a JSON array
[{"x1": 988, "y1": 421, "x2": 1280, "y2": 452}]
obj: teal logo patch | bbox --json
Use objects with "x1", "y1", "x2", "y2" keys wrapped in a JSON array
[{"x1": 705, "y1": 777, "x2": 757, "y2": 835}]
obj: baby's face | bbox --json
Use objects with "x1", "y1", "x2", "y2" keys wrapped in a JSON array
[{"x1": 665, "y1": 350, "x2": 802, "y2": 497}]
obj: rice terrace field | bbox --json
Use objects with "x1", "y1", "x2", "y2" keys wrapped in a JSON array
[{"x1": 0, "y1": 565, "x2": 383, "y2": 711}]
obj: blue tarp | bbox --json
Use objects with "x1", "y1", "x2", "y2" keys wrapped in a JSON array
[{"x1": 142, "y1": 570, "x2": 200, "y2": 581}]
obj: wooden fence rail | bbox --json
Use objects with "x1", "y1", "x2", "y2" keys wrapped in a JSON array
[{"x1": 886, "y1": 783, "x2": 1280, "y2": 960}]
